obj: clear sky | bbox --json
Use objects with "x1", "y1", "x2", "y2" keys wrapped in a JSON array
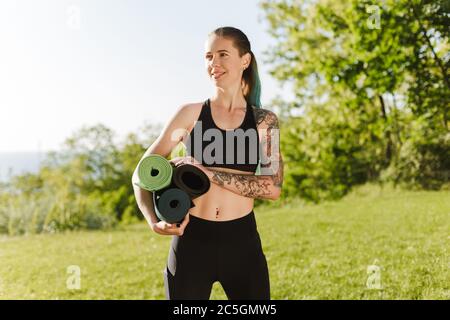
[{"x1": 0, "y1": 0, "x2": 292, "y2": 152}]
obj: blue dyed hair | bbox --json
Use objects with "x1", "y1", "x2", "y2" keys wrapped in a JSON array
[{"x1": 210, "y1": 27, "x2": 262, "y2": 108}]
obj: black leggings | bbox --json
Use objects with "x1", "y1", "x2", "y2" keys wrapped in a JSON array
[{"x1": 163, "y1": 210, "x2": 270, "y2": 300}]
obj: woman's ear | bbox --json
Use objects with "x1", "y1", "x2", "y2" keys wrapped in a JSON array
[{"x1": 242, "y1": 52, "x2": 251, "y2": 70}]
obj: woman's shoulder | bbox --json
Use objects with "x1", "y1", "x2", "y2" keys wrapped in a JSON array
[
  {"x1": 175, "y1": 101, "x2": 204, "y2": 119},
  {"x1": 172, "y1": 101, "x2": 205, "y2": 131},
  {"x1": 177, "y1": 101, "x2": 203, "y2": 112},
  {"x1": 250, "y1": 105, "x2": 279, "y2": 128}
]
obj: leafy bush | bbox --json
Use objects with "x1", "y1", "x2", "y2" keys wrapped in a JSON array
[{"x1": 382, "y1": 117, "x2": 450, "y2": 190}]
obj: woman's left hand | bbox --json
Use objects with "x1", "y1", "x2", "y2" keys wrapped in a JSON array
[{"x1": 170, "y1": 156, "x2": 211, "y2": 177}]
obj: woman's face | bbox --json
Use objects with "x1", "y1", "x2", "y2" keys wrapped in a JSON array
[{"x1": 204, "y1": 35, "x2": 250, "y2": 88}]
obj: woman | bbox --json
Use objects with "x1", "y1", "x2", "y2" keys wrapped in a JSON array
[{"x1": 132, "y1": 26, "x2": 283, "y2": 300}]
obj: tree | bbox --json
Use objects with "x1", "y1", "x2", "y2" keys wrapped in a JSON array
[{"x1": 260, "y1": 0, "x2": 449, "y2": 200}]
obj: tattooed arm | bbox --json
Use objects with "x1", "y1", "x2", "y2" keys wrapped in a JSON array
[{"x1": 206, "y1": 108, "x2": 284, "y2": 200}]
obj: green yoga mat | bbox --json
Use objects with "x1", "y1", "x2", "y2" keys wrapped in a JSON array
[
  {"x1": 134, "y1": 154, "x2": 173, "y2": 191},
  {"x1": 153, "y1": 188, "x2": 192, "y2": 223}
]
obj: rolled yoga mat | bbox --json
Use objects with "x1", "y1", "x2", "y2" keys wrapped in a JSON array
[
  {"x1": 172, "y1": 164, "x2": 211, "y2": 199},
  {"x1": 153, "y1": 188, "x2": 192, "y2": 223},
  {"x1": 135, "y1": 154, "x2": 211, "y2": 223},
  {"x1": 153, "y1": 179, "x2": 196, "y2": 223},
  {"x1": 134, "y1": 154, "x2": 173, "y2": 191}
]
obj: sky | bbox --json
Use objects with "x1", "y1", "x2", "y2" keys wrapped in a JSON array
[{"x1": 0, "y1": 0, "x2": 293, "y2": 153}]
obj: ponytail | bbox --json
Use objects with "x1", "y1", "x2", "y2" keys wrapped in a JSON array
[
  {"x1": 243, "y1": 51, "x2": 262, "y2": 108},
  {"x1": 210, "y1": 27, "x2": 262, "y2": 108}
]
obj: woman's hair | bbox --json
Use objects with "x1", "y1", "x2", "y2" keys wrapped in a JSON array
[{"x1": 209, "y1": 26, "x2": 262, "y2": 108}]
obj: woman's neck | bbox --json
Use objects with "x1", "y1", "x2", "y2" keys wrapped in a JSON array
[{"x1": 211, "y1": 92, "x2": 247, "y2": 112}]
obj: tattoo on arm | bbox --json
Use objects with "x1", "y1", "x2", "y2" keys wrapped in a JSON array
[
  {"x1": 273, "y1": 155, "x2": 284, "y2": 188},
  {"x1": 254, "y1": 107, "x2": 284, "y2": 188},
  {"x1": 210, "y1": 171, "x2": 273, "y2": 198},
  {"x1": 209, "y1": 108, "x2": 284, "y2": 199}
]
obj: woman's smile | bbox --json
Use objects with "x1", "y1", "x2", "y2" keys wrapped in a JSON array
[{"x1": 212, "y1": 72, "x2": 226, "y2": 80}]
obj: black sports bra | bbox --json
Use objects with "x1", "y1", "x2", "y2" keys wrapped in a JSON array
[{"x1": 185, "y1": 98, "x2": 260, "y2": 173}]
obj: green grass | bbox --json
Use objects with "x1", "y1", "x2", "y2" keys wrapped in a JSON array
[{"x1": 0, "y1": 183, "x2": 449, "y2": 299}]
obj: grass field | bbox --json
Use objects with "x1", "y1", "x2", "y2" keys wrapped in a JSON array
[{"x1": 0, "y1": 184, "x2": 449, "y2": 300}]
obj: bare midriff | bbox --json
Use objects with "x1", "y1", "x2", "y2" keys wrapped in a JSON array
[
  {"x1": 182, "y1": 103, "x2": 256, "y2": 221},
  {"x1": 189, "y1": 166, "x2": 255, "y2": 221}
]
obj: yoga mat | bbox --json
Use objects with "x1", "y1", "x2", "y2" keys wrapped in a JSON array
[
  {"x1": 153, "y1": 179, "x2": 196, "y2": 219},
  {"x1": 172, "y1": 164, "x2": 211, "y2": 199},
  {"x1": 153, "y1": 188, "x2": 192, "y2": 223},
  {"x1": 134, "y1": 154, "x2": 173, "y2": 191}
]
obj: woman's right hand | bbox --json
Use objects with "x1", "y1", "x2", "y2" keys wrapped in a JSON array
[{"x1": 150, "y1": 213, "x2": 190, "y2": 236}]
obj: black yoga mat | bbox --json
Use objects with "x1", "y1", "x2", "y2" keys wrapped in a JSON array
[
  {"x1": 152, "y1": 163, "x2": 210, "y2": 223},
  {"x1": 172, "y1": 164, "x2": 211, "y2": 199},
  {"x1": 153, "y1": 188, "x2": 192, "y2": 224}
]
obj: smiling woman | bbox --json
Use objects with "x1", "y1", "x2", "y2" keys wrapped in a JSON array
[
  {"x1": 204, "y1": 31, "x2": 262, "y2": 107},
  {"x1": 132, "y1": 26, "x2": 283, "y2": 301}
]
